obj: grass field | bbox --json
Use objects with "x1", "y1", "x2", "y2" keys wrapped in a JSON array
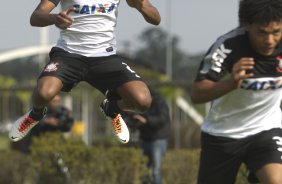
[{"x1": 0, "y1": 133, "x2": 10, "y2": 150}]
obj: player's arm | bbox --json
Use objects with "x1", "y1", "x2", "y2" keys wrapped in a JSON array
[
  {"x1": 126, "y1": 0, "x2": 161, "y2": 25},
  {"x1": 191, "y1": 79, "x2": 237, "y2": 104},
  {"x1": 30, "y1": 0, "x2": 58, "y2": 27},
  {"x1": 191, "y1": 58, "x2": 254, "y2": 104},
  {"x1": 30, "y1": 0, "x2": 76, "y2": 29}
]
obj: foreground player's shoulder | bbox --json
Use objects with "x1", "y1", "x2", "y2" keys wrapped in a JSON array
[
  {"x1": 203, "y1": 27, "x2": 247, "y2": 65},
  {"x1": 211, "y1": 27, "x2": 246, "y2": 53},
  {"x1": 195, "y1": 28, "x2": 246, "y2": 81}
]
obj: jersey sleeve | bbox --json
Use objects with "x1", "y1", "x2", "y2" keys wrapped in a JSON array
[
  {"x1": 49, "y1": 0, "x2": 60, "y2": 6},
  {"x1": 195, "y1": 27, "x2": 246, "y2": 82},
  {"x1": 195, "y1": 39, "x2": 234, "y2": 82}
]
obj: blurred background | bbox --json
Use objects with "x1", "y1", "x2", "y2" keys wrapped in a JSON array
[{"x1": 0, "y1": 1, "x2": 250, "y2": 184}]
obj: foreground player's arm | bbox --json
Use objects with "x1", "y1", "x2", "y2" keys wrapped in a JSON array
[
  {"x1": 191, "y1": 58, "x2": 254, "y2": 104},
  {"x1": 126, "y1": 0, "x2": 161, "y2": 25},
  {"x1": 30, "y1": 0, "x2": 76, "y2": 29},
  {"x1": 30, "y1": 0, "x2": 58, "y2": 27}
]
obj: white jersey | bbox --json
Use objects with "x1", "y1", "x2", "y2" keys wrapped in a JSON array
[
  {"x1": 55, "y1": 0, "x2": 120, "y2": 57},
  {"x1": 195, "y1": 27, "x2": 282, "y2": 139}
]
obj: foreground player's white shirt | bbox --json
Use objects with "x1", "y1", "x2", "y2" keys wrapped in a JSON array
[
  {"x1": 203, "y1": 77, "x2": 282, "y2": 139},
  {"x1": 56, "y1": 0, "x2": 120, "y2": 57},
  {"x1": 196, "y1": 27, "x2": 282, "y2": 139}
]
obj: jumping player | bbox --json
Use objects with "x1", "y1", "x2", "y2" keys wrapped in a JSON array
[{"x1": 9, "y1": 0, "x2": 161, "y2": 144}]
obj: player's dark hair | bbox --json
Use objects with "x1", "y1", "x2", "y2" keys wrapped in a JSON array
[{"x1": 239, "y1": 0, "x2": 282, "y2": 25}]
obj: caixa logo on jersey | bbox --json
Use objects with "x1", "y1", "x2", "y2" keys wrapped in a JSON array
[
  {"x1": 74, "y1": 3, "x2": 116, "y2": 14},
  {"x1": 210, "y1": 44, "x2": 232, "y2": 73},
  {"x1": 241, "y1": 77, "x2": 282, "y2": 90}
]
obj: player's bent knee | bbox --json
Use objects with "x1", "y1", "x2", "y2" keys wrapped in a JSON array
[
  {"x1": 135, "y1": 94, "x2": 152, "y2": 112},
  {"x1": 36, "y1": 88, "x2": 58, "y2": 102}
]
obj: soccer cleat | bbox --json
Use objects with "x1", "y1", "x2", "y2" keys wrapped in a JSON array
[
  {"x1": 100, "y1": 99, "x2": 111, "y2": 118},
  {"x1": 111, "y1": 113, "x2": 130, "y2": 144},
  {"x1": 100, "y1": 99, "x2": 130, "y2": 143},
  {"x1": 9, "y1": 109, "x2": 45, "y2": 142}
]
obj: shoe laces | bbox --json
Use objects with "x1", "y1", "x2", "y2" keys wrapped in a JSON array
[
  {"x1": 112, "y1": 114, "x2": 122, "y2": 134},
  {"x1": 18, "y1": 116, "x2": 36, "y2": 133}
]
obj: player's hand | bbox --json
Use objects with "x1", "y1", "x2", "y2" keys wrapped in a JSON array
[
  {"x1": 132, "y1": 114, "x2": 147, "y2": 124},
  {"x1": 55, "y1": 6, "x2": 76, "y2": 29},
  {"x1": 231, "y1": 57, "x2": 254, "y2": 88},
  {"x1": 44, "y1": 117, "x2": 59, "y2": 126}
]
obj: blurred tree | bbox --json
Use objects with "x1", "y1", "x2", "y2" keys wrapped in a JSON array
[
  {"x1": 136, "y1": 28, "x2": 184, "y2": 75},
  {"x1": 0, "y1": 56, "x2": 41, "y2": 84},
  {"x1": 16, "y1": 90, "x2": 31, "y2": 112},
  {"x1": 175, "y1": 53, "x2": 205, "y2": 85},
  {"x1": 135, "y1": 27, "x2": 204, "y2": 82},
  {"x1": 0, "y1": 75, "x2": 16, "y2": 122}
]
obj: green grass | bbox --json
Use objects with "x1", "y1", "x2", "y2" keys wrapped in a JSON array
[{"x1": 0, "y1": 133, "x2": 10, "y2": 150}]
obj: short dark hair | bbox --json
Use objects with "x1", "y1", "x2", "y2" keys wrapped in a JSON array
[{"x1": 239, "y1": 0, "x2": 282, "y2": 25}]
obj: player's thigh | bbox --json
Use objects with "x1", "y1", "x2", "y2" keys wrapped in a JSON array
[
  {"x1": 42, "y1": 47, "x2": 87, "y2": 92},
  {"x1": 85, "y1": 55, "x2": 149, "y2": 103},
  {"x1": 246, "y1": 128, "x2": 282, "y2": 184},
  {"x1": 198, "y1": 149, "x2": 241, "y2": 184},
  {"x1": 197, "y1": 132, "x2": 243, "y2": 184}
]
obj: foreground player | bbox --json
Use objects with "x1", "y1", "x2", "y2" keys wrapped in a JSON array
[
  {"x1": 191, "y1": 0, "x2": 282, "y2": 183},
  {"x1": 9, "y1": 0, "x2": 161, "y2": 144}
]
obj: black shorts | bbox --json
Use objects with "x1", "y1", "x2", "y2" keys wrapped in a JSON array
[
  {"x1": 39, "y1": 47, "x2": 142, "y2": 95},
  {"x1": 197, "y1": 128, "x2": 282, "y2": 184}
]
